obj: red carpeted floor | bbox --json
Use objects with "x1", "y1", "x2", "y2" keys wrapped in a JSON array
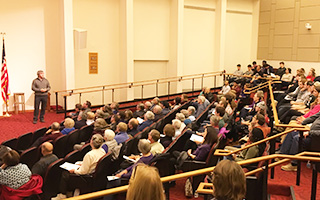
[{"x1": 1, "y1": 112, "x2": 319, "y2": 200}]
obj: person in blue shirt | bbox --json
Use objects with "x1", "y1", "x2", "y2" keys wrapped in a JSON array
[
  {"x1": 114, "y1": 122, "x2": 129, "y2": 144},
  {"x1": 61, "y1": 118, "x2": 75, "y2": 135}
]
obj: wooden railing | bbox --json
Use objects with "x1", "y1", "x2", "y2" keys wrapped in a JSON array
[{"x1": 54, "y1": 71, "x2": 225, "y2": 116}]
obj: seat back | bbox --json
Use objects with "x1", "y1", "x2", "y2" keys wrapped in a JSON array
[
  {"x1": 32, "y1": 127, "x2": 47, "y2": 143},
  {"x1": 78, "y1": 125, "x2": 93, "y2": 143},
  {"x1": 17, "y1": 132, "x2": 33, "y2": 151},
  {"x1": 65, "y1": 129, "x2": 80, "y2": 155},
  {"x1": 91, "y1": 153, "x2": 115, "y2": 192},
  {"x1": 63, "y1": 150, "x2": 82, "y2": 163},
  {"x1": 79, "y1": 143, "x2": 92, "y2": 158},
  {"x1": 1, "y1": 138, "x2": 18, "y2": 150},
  {"x1": 53, "y1": 135, "x2": 68, "y2": 158},
  {"x1": 42, "y1": 159, "x2": 64, "y2": 200},
  {"x1": 163, "y1": 129, "x2": 192, "y2": 153},
  {"x1": 245, "y1": 168, "x2": 268, "y2": 200},
  {"x1": 20, "y1": 147, "x2": 40, "y2": 169}
]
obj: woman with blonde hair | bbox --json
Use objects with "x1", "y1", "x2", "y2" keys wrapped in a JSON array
[
  {"x1": 212, "y1": 160, "x2": 246, "y2": 200},
  {"x1": 126, "y1": 164, "x2": 165, "y2": 200}
]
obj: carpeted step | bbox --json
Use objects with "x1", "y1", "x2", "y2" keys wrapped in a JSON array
[
  {"x1": 268, "y1": 183, "x2": 291, "y2": 196},
  {"x1": 269, "y1": 194, "x2": 292, "y2": 200}
]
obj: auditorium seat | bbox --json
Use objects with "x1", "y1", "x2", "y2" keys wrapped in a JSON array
[
  {"x1": 78, "y1": 125, "x2": 93, "y2": 143},
  {"x1": 17, "y1": 132, "x2": 33, "y2": 151},
  {"x1": 1, "y1": 138, "x2": 18, "y2": 150},
  {"x1": 68, "y1": 153, "x2": 114, "y2": 194},
  {"x1": 65, "y1": 129, "x2": 80, "y2": 155},
  {"x1": 53, "y1": 135, "x2": 68, "y2": 158},
  {"x1": 20, "y1": 147, "x2": 41, "y2": 169},
  {"x1": 41, "y1": 159, "x2": 64, "y2": 200},
  {"x1": 32, "y1": 127, "x2": 47, "y2": 143}
]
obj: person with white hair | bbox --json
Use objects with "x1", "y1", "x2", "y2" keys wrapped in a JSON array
[
  {"x1": 187, "y1": 106, "x2": 196, "y2": 121},
  {"x1": 152, "y1": 105, "x2": 164, "y2": 122},
  {"x1": 195, "y1": 96, "x2": 210, "y2": 118},
  {"x1": 138, "y1": 111, "x2": 154, "y2": 131},
  {"x1": 172, "y1": 119, "x2": 185, "y2": 140},
  {"x1": 102, "y1": 129, "x2": 117, "y2": 153}
]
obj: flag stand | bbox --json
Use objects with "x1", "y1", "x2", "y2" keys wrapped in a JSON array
[{"x1": 3, "y1": 104, "x2": 11, "y2": 117}]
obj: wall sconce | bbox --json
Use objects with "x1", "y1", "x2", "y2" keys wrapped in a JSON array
[{"x1": 305, "y1": 23, "x2": 312, "y2": 30}]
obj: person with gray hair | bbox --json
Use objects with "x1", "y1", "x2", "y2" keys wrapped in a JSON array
[
  {"x1": 138, "y1": 111, "x2": 154, "y2": 131},
  {"x1": 32, "y1": 70, "x2": 51, "y2": 124},
  {"x1": 153, "y1": 105, "x2": 164, "y2": 122},
  {"x1": 101, "y1": 129, "x2": 121, "y2": 159},
  {"x1": 187, "y1": 106, "x2": 196, "y2": 121},
  {"x1": 115, "y1": 139, "x2": 154, "y2": 179},
  {"x1": 32, "y1": 122, "x2": 62, "y2": 147},
  {"x1": 195, "y1": 95, "x2": 210, "y2": 118},
  {"x1": 172, "y1": 119, "x2": 185, "y2": 140},
  {"x1": 53, "y1": 134, "x2": 105, "y2": 199}
]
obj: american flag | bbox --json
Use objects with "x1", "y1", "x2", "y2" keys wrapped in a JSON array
[{"x1": 1, "y1": 39, "x2": 9, "y2": 105}]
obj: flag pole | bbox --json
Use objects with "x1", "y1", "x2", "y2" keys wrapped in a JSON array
[{"x1": 1, "y1": 33, "x2": 10, "y2": 117}]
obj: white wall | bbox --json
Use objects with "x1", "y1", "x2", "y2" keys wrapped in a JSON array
[
  {"x1": 0, "y1": 0, "x2": 65, "y2": 112},
  {"x1": 73, "y1": 0, "x2": 120, "y2": 105}
]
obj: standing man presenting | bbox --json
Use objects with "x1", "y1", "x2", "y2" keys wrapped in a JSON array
[{"x1": 32, "y1": 70, "x2": 50, "y2": 124}]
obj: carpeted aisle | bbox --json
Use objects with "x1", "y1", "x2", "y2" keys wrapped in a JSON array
[{"x1": 0, "y1": 111, "x2": 65, "y2": 142}]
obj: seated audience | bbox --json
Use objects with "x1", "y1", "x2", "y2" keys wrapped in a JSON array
[
  {"x1": 203, "y1": 87, "x2": 214, "y2": 103},
  {"x1": 0, "y1": 150, "x2": 32, "y2": 190},
  {"x1": 150, "y1": 97, "x2": 160, "y2": 110},
  {"x1": 102, "y1": 129, "x2": 121, "y2": 158},
  {"x1": 126, "y1": 164, "x2": 165, "y2": 200},
  {"x1": 92, "y1": 118, "x2": 109, "y2": 136},
  {"x1": 148, "y1": 130, "x2": 164, "y2": 155},
  {"x1": 110, "y1": 114, "x2": 120, "y2": 131},
  {"x1": 215, "y1": 106, "x2": 226, "y2": 129},
  {"x1": 116, "y1": 139, "x2": 154, "y2": 179},
  {"x1": 32, "y1": 122, "x2": 62, "y2": 147},
  {"x1": 77, "y1": 100, "x2": 91, "y2": 122},
  {"x1": 232, "y1": 128, "x2": 265, "y2": 162},
  {"x1": 31, "y1": 142, "x2": 58, "y2": 178},
  {"x1": 187, "y1": 106, "x2": 196, "y2": 121},
  {"x1": 212, "y1": 160, "x2": 246, "y2": 200},
  {"x1": 53, "y1": 134, "x2": 105, "y2": 199},
  {"x1": 160, "y1": 100, "x2": 171, "y2": 115},
  {"x1": 95, "y1": 109, "x2": 110, "y2": 121},
  {"x1": 172, "y1": 119, "x2": 185, "y2": 140},
  {"x1": 306, "y1": 68, "x2": 316, "y2": 81},
  {"x1": 124, "y1": 109, "x2": 133, "y2": 124},
  {"x1": 195, "y1": 96, "x2": 210, "y2": 117},
  {"x1": 279, "y1": 68, "x2": 293, "y2": 89},
  {"x1": 114, "y1": 122, "x2": 129, "y2": 144},
  {"x1": 138, "y1": 111, "x2": 154, "y2": 131},
  {"x1": 275, "y1": 61, "x2": 286, "y2": 79},
  {"x1": 61, "y1": 118, "x2": 75, "y2": 135},
  {"x1": 127, "y1": 118, "x2": 139, "y2": 137},
  {"x1": 110, "y1": 102, "x2": 119, "y2": 114},
  {"x1": 144, "y1": 101, "x2": 152, "y2": 112},
  {"x1": 152, "y1": 105, "x2": 164, "y2": 122},
  {"x1": 172, "y1": 97, "x2": 182, "y2": 110},
  {"x1": 181, "y1": 93, "x2": 189, "y2": 103},
  {"x1": 74, "y1": 112, "x2": 87, "y2": 129},
  {"x1": 160, "y1": 124, "x2": 175, "y2": 148},
  {"x1": 68, "y1": 103, "x2": 82, "y2": 119},
  {"x1": 218, "y1": 81, "x2": 231, "y2": 99},
  {"x1": 118, "y1": 111, "x2": 126, "y2": 123},
  {"x1": 133, "y1": 103, "x2": 145, "y2": 118},
  {"x1": 229, "y1": 64, "x2": 243, "y2": 83}
]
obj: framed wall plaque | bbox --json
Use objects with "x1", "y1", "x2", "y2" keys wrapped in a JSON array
[{"x1": 89, "y1": 52, "x2": 98, "y2": 74}]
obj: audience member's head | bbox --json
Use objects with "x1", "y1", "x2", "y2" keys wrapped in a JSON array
[
  {"x1": 152, "y1": 97, "x2": 160, "y2": 105},
  {"x1": 187, "y1": 106, "x2": 196, "y2": 116},
  {"x1": 255, "y1": 113, "x2": 266, "y2": 126},
  {"x1": 64, "y1": 118, "x2": 75, "y2": 129},
  {"x1": 96, "y1": 109, "x2": 109, "y2": 119},
  {"x1": 181, "y1": 94, "x2": 189, "y2": 102},
  {"x1": 118, "y1": 111, "x2": 126, "y2": 121},
  {"x1": 153, "y1": 105, "x2": 162, "y2": 115},
  {"x1": 82, "y1": 100, "x2": 91, "y2": 109},
  {"x1": 3, "y1": 150, "x2": 20, "y2": 167},
  {"x1": 148, "y1": 129, "x2": 161, "y2": 143},
  {"x1": 198, "y1": 95, "x2": 206, "y2": 104},
  {"x1": 103, "y1": 105, "x2": 113, "y2": 115},
  {"x1": 210, "y1": 115, "x2": 220, "y2": 127},
  {"x1": 145, "y1": 111, "x2": 155, "y2": 121},
  {"x1": 237, "y1": 64, "x2": 241, "y2": 70},
  {"x1": 163, "y1": 124, "x2": 175, "y2": 138},
  {"x1": 117, "y1": 122, "x2": 128, "y2": 132},
  {"x1": 41, "y1": 142, "x2": 54, "y2": 156},
  {"x1": 180, "y1": 109, "x2": 190, "y2": 118},
  {"x1": 104, "y1": 129, "x2": 116, "y2": 142},
  {"x1": 127, "y1": 164, "x2": 165, "y2": 200},
  {"x1": 176, "y1": 113, "x2": 186, "y2": 122},
  {"x1": 172, "y1": 119, "x2": 182, "y2": 130},
  {"x1": 128, "y1": 118, "x2": 139, "y2": 130},
  {"x1": 203, "y1": 127, "x2": 218, "y2": 146},
  {"x1": 87, "y1": 112, "x2": 95, "y2": 120},
  {"x1": 125, "y1": 110, "x2": 133, "y2": 121},
  {"x1": 138, "y1": 139, "x2": 151, "y2": 155},
  {"x1": 137, "y1": 103, "x2": 145, "y2": 111},
  {"x1": 174, "y1": 97, "x2": 181, "y2": 105},
  {"x1": 110, "y1": 102, "x2": 119, "y2": 111},
  {"x1": 215, "y1": 106, "x2": 225, "y2": 117},
  {"x1": 51, "y1": 122, "x2": 60, "y2": 132},
  {"x1": 212, "y1": 160, "x2": 246, "y2": 200},
  {"x1": 90, "y1": 134, "x2": 104, "y2": 149},
  {"x1": 160, "y1": 100, "x2": 170, "y2": 109},
  {"x1": 94, "y1": 118, "x2": 108, "y2": 131},
  {"x1": 144, "y1": 101, "x2": 152, "y2": 110},
  {"x1": 75, "y1": 103, "x2": 82, "y2": 112}
]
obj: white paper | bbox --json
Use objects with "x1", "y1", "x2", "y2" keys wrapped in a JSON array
[
  {"x1": 60, "y1": 162, "x2": 80, "y2": 171},
  {"x1": 190, "y1": 134, "x2": 204, "y2": 143},
  {"x1": 123, "y1": 155, "x2": 137, "y2": 163},
  {"x1": 137, "y1": 117, "x2": 144, "y2": 124},
  {"x1": 107, "y1": 176, "x2": 120, "y2": 181}
]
